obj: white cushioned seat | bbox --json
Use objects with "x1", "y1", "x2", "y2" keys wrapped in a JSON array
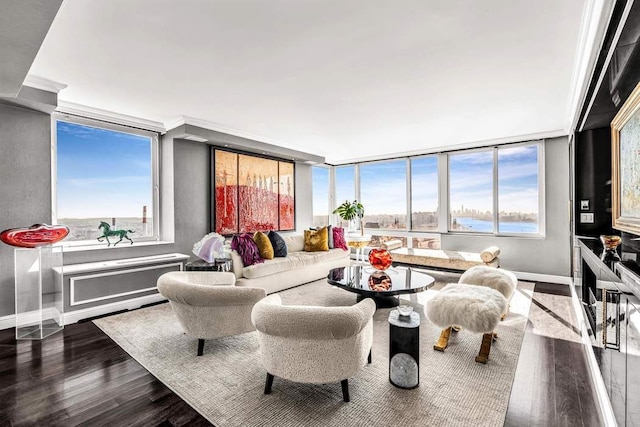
[
  {"x1": 251, "y1": 294, "x2": 375, "y2": 402},
  {"x1": 157, "y1": 271, "x2": 266, "y2": 356},
  {"x1": 242, "y1": 249, "x2": 347, "y2": 279},
  {"x1": 426, "y1": 283, "x2": 507, "y2": 334},
  {"x1": 389, "y1": 247, "x2": 499, "y2": 271},
  {"x1": 458, "y1": 266, "x2": 517, "y2": 316}
]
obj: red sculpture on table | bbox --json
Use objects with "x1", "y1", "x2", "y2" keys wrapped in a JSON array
[
  {"x1": 369, "y1": 248, "x2": 393, "y2": 270},
  {"x1": 0, "y1": 224, "x2": 70, "y2": 248}
]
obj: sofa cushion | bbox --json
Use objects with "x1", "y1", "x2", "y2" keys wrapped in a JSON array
[
  {"x1": 327, "y1": 225, "x2": 334, "y2": 249},
  {"x1": 253, "y1": 231, "x2": 274, "y2": 260},
  {"x1": 304, "y1": 227, "x2": 329, "y2": 252},
  {"x1": 333, "y1": 227, "x2": 348, "y2": 250},
  {"x1": 268, "y1": 231, "x2": 288, "y2": 257},
  {"x1": 242, "y1": 249, "x2": 347, "y2": 279},
  {"x1": 231, "y1": 234, "x2": 264, "y2": 267},
  {"x1": 283, "y1": 234, "x2": 305, "y2": 252}
]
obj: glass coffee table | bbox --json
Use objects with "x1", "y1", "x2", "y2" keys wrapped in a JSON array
[{"x1": 327, "y1": 265, "x2": 435, "y2": 308}]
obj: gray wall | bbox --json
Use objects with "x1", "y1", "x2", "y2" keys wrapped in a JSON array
[
  {"x1": 0, "y1": 110, "x2": 316, "y2": 317},
  {"x1": 0, "y1": 104, "x2": 53, "y2": 316},
  {"x1": 443, "y1": 136, "x2": 571, "y2": 276}
]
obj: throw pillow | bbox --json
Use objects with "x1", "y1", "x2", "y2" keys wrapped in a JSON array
[
  {"x1": 304, "y1": 227, "x2": 329, "y2": 252},
  {"x1": 327, "y1": 224, "x2": 334, "y2": 249},
  {"x1": 253, "y1": 231, "x2": 274, "y2": 260},
  {"x1": 333, "y1": 227, "x2": 348, "y2": 250},
  {"x1": 268, "y1": 231, "x2": 288, "y2": 257},
  {"x1": 231, "y1": 234, "x2": 264, "y2": 266}
]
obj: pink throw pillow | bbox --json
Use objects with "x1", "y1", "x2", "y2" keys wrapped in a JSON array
[
  {"x1": 333, "y1": 227, "x2": 348, "y2": 251},
  {"x1": 231, "y1": 234, "x2": 264, "y2": 266}
]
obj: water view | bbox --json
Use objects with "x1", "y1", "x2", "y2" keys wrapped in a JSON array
[{"x1": 454, "y1": 217, "x2": 538, "y2": 234}]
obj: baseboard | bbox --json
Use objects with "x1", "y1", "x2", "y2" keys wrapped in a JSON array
[
  {"x1": 63, "y1": 293, "x2": 168, "y2": 325},
  {"x1": 0, "y1": 294, "x2": 168, "y2": 331},
  {"x1": 0, "y1": 314, "x2": 15, "y2": 331},
  {"x1": 511, "y1": 271, "x2": 572, "y2": 285}
]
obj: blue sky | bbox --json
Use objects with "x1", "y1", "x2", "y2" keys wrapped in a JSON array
[
  {"x1": 57, "y1": 121, "x2": 152, "y2": 218},
  {"x1": 312, "y1": 145, "x2": 539, "y2": 216}
]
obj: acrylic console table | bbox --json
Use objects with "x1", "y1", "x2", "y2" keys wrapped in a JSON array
[{"x1": 14, "y1": 245, "x2": 64, "y2": 340}]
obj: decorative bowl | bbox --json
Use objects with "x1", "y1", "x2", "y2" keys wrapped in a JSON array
[
  {"x1": 397, "y1": 305, "x2": 413, "y2": 316},
  {"x1": 368, "y1": 248, "x2": 393, "y2": 270},
  {"x1": 600, "y1": 235, "x2": 622, "y2": 250}
]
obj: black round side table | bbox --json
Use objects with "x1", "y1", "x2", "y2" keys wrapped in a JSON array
[{"x1": 388, "y1": 309, "x2": 420, "y2": 389}]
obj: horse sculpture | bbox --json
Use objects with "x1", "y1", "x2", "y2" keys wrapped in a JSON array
[{"x1": 97, "y1": 221, "x2": 135, "y2": 246}]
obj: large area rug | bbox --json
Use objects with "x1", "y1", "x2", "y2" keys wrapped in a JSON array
[{"x1": 94, "y1": 272, "x2": 534, "y2": 427}]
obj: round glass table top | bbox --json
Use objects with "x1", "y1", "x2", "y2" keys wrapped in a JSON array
[{"x1": 327, "y1": 265, "x2": 435, "y2": 298}]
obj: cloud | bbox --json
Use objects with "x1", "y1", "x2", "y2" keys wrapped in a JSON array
[{"x1": 64, "y1": 175, "x2": 150, "y2": 188}]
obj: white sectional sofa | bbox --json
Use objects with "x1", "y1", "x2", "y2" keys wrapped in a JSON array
[{"x1": 229, "y1": 234, "x2": 350, "y2": 294}]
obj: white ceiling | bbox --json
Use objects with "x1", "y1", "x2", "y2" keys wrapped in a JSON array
[{"x1": 30, "y1": 0, "x2": 592, "y2": 163}]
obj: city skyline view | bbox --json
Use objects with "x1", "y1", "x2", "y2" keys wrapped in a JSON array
[{"x1": 312, "y1": 144, "x2": 539, "y2": 232}]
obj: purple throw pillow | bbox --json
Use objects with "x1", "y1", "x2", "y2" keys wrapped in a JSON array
[
  {"x1": 333, "y1": 227, "x2": 348, "y2": 251},
  {"x1": 231, "y1": 234, "x2": 264, "y2": 266}
]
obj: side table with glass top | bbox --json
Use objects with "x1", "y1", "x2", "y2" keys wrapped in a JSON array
[{"x1": 345, "y1": 234, "x2": 371, "y2": 264}]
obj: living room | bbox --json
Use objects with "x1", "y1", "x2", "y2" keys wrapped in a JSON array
[{"x1": 2, "y1": 0, "x2": 639, "y2": 426}]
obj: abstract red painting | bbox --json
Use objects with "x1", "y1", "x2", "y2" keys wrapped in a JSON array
[
  {"x1": 278, "y1": 161, "x2": 295, "y2": 230},
  {"x1": 238, "y1": 154, "x2": 279, "y2": 233},
  {"x1": 214, "y1": 150, "x2": 238, "y2": 234},
  {"x1": 214, "y1": 149, "x2": 295, "y2": 234}
]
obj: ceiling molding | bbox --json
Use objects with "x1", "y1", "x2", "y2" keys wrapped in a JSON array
[
  {"x1": 328, "y1": 129, "x2": 567, "y2": 165},
  {"x1": 577, "y1": 0, "x2": 635, "y2": 132},
  {"x1": 23, "y1": 74, "x2": 67, "y2": 94},
  {"x1": 57, "y1": 100, "x2": 165, "y2": 133},
  {"x1": 566, "y1": 0, "x2": 617, "y2": 133},
  {"x1": 166, "y1": 115, "x2": 314, "y2": 156}
]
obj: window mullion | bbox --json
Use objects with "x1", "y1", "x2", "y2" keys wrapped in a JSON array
[
  {"x1": 406, "y1": 158, "x2": 411, "y2": 231},
  {"x1": 493, "y1": 147, "x2": 499, "y2": 234}
]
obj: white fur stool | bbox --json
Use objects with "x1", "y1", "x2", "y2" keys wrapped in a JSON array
[
  {"x1": 459, "y1": 266, "x2": 518, "y2": 319},
  {"x1": 426, "y1": 283, "x2": 507, "y2": 363}
]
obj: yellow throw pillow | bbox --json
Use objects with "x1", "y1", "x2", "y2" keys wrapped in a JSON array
[
  {"x1": 253, "y1": 231, "x2": 274, "y2": 260},
  {"x1": 304, "y1": 227, "x2": 329, "y2": 252}
]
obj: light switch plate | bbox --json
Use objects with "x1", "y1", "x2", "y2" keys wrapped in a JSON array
[
  {"x1": 580, "y1": 213, "x2": 594, "y2": 223},
  {"x1": 581, "y1": 200, "x2": 589, "y2": 210}
]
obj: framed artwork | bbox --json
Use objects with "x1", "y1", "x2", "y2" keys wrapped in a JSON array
[
  {"x1": 612, "y1": 81, "x2": 640, "y2": 236},
  {"x1": 214, "y1": 150, "x2": 238, "y2": 234},
  {"x1": 278, "y1": 161, "x2": 295, "y2": 230},
  {"x1": 212, "y1": 149, "x2": 295, "y2": 234}
]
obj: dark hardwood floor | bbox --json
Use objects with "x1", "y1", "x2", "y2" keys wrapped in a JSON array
[{"x1": 0, "y1": 282, "x2": 603, "y2": 426}]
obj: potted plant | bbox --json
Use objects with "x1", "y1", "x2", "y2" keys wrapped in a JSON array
[{"x1": 333, "y1": 200, "x2": 365, "y2": 235}]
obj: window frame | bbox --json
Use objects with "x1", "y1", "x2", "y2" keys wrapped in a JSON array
[
  {"x1": 311, "y1": 164, "x2": 331, "y2": 228},
  {"x1": 446, "y1": 141, "x2": 545, "y2": 237},
  {"x1": 52, "y1": 113, "x2": 161, "y2": 247},
  {"x1": 328, "y1": 140, "x2": 545, "y2": 240}
]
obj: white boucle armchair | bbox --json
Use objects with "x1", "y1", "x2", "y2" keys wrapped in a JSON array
[
  {"x1": 157, "y1": 271, "x2": 266, "y2": 356},
  {"x1": 251, "y1": 294, "x2": 376, "y2": 402}
]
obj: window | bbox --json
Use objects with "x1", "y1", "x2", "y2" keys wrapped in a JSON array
[
  {"x1": 312, "y1": 166, "x2": 330, "y2": 228},
  {"x1": 55, "y1": 117, "x2": 159, "y2": 244},
  {"x1": 411, "y1": 156, "x2": 438, "y2": 231},
  {"x1": 498, "y1": 145, "x2": 539, "y2": 233},
  {"x1": 360, "y1": 160, "x2": 407, "y2": 229},
  {"x1": 449, "y1": 150, "x2": 494, "y2": 232},
  {"x1": 448, "y1": 142, "x2": 541, "y2": 235},
  {"x1": 334, "y1": 165, "x2": 355, "y2": 227}
]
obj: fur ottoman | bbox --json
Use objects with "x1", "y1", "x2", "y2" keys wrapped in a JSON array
[
  {"x1": 459, "y1": 266, "x2": 517, "y2": 318},
  {"x1": 426, "y1": 283, "x2": 507, "y2": 363}
]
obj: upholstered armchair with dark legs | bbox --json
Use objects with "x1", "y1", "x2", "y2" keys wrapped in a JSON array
[
  {"x1": 157, "y1": 271, "x2": 266, "y2": 356},
  {"x1": 251, "y1": 294, "x2": 375, "y2": 402}
]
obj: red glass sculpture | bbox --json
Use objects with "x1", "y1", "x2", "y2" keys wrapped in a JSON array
[
  {"x1": 0, "y1": 224, "x2": 70, "y2": 248},
  {"x1": 368, "y1": 271, "x2": 392, "y2": 291},
  {"x1": 368, "y1": 248, "x2": 393, "y2": 270}
]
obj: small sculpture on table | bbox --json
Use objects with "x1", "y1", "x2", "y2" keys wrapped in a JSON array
[
  {"x1": 600, "y1": 235, "x2": 622, "y2": 263},
  {"x1": 97, "y1": 221, "x2": 135, "y2": 246}
]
